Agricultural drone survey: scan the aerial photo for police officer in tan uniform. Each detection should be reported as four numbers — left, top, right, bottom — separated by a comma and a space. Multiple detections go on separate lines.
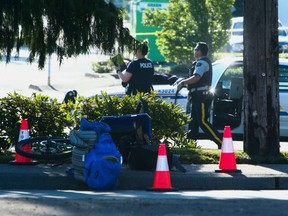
177, 42, 222, 149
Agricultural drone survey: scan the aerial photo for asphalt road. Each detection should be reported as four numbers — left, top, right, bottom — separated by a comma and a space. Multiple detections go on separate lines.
0, 190, 288, 216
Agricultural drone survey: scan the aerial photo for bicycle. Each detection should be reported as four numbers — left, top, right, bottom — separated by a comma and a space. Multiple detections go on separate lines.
15, 128, 100, 161
15, 136, 73, 160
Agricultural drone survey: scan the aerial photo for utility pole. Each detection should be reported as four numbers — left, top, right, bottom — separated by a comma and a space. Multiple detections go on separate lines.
243, 0, 280, 156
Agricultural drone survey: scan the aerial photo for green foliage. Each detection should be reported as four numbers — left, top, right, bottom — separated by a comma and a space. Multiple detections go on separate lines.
212, 52, 243, 62
91, 61, 113, 73
222, 66, 243, 78
0, 93, 73, 149
145, 94, 190, 144
279, 53, 288, 59
170, 63, 191, 77
154, 65, 171, 74
0, 92, 190, 151
175, 148, 288, 165
178, 148, 220, 164
143, 0, 235, 63
0, 0, 140, 69
77, 92, 190, 145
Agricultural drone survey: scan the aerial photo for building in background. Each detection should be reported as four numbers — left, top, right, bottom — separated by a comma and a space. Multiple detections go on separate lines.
129, 0, 169, 62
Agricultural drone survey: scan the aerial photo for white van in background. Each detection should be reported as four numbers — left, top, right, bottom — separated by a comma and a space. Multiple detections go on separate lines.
228, 17, 288, 53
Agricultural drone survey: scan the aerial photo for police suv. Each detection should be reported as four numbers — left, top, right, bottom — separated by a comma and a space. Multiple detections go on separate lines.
208, 57, 288, 140
87, 57, 288, 140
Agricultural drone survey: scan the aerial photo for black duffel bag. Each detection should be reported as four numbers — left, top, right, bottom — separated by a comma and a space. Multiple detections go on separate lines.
127, 144, 173, 171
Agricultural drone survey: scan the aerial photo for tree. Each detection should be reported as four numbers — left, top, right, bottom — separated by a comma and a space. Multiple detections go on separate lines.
0, 0, 139, 69
143, 0, 234, 63
243, 0, 280, 156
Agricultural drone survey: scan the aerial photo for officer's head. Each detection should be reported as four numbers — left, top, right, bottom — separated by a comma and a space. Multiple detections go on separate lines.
194, 42, 209, 56
136, 40, 149, 57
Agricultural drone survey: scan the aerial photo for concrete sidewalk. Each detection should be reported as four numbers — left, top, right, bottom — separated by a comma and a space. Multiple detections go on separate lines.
0, 53, 119, 101
1, 163, 288, 191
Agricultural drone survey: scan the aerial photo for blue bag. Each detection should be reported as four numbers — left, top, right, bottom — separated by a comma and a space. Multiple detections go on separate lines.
81, 118, 122, 190
80, 118, 111, 136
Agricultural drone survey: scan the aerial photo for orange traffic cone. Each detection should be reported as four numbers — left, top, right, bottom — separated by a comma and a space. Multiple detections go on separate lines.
147, 144, 178, 191
215, 126, 241, 173
10, 119, 37, 165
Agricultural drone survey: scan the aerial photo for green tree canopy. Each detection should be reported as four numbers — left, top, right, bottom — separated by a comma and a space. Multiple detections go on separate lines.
0, 0, 138, 69
143, 0, 234, 63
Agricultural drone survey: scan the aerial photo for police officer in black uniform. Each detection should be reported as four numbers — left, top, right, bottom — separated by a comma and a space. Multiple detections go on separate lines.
116, 40, 154, 95
177, 42, 222, 149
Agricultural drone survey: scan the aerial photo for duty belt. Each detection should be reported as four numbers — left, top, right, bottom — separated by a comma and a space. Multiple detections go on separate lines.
189, 85, 210, 93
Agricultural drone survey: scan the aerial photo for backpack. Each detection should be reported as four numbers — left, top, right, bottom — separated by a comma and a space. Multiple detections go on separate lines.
84, 132, 122, 190
80, 118, 122, 190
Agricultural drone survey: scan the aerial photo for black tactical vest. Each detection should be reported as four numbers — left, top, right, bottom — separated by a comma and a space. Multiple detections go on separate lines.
188, 57, 212, 90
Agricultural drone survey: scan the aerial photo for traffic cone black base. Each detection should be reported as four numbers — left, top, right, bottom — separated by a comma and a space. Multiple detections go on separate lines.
146, 187, 178, 192
9, 160, 38, 165
215, 169, 242, 173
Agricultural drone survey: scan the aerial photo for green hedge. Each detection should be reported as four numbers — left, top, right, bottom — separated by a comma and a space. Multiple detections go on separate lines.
0, 93, 74, 150
0, 91, 192, 151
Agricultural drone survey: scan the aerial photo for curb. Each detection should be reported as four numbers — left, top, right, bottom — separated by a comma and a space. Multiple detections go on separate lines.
1, 164, 288, 190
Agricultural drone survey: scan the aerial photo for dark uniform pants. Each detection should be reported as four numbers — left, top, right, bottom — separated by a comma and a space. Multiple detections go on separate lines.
188, 92, 222, 148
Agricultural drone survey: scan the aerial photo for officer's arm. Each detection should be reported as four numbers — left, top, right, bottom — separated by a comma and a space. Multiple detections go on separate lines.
118, 70, 133, 83
184, 74, 201, 85
177, 74, 201, 90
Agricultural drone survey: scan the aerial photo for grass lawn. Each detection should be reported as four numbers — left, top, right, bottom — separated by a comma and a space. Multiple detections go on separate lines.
1, 147, 288, 165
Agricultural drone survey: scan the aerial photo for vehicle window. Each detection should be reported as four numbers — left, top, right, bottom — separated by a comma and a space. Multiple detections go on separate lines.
233, 22, 243, 29
215, 65, 243, 100
217, 62, 288, 93
219, 65, 243, 89
278, 28, 287, 37
213, 64, 243, 129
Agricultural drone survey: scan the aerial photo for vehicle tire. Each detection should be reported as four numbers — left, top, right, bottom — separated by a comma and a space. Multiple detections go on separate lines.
15, 137, 73, 160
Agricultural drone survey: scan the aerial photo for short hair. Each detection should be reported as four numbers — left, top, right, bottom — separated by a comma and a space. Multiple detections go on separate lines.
195, 42, 209, 56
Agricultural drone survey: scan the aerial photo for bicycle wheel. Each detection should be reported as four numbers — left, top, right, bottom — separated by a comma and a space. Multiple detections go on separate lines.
16, 136, 73, 160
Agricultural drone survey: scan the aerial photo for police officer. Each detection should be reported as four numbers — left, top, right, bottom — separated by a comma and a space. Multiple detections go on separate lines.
177, 42, 222, 149
116, 40, 154, 95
